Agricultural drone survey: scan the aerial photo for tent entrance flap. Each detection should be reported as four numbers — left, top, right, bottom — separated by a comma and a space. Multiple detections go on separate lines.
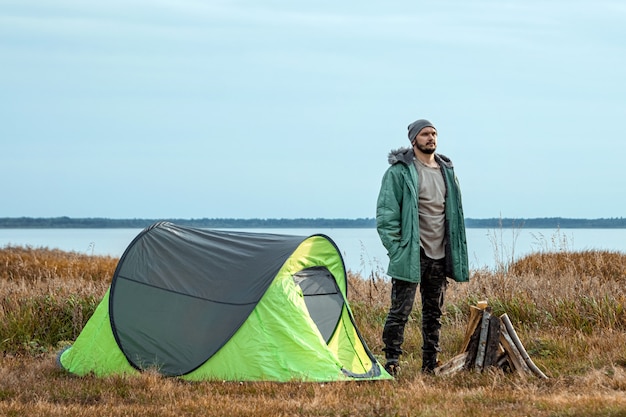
293, 266, 343, 344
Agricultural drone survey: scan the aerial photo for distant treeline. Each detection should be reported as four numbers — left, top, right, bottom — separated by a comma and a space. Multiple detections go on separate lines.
466, 217, 626, 229
0, 217, 374, 229
0, 217, 625, 229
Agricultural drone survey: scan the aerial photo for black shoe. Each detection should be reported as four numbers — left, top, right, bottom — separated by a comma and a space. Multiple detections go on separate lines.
421, 355, 440, 374
422, 360, 442, 374
384, 361, 400, 377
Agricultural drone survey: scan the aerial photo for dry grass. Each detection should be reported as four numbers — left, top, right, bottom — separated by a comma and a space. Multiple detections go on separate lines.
2, 245, 626, 416
0, 246, 115, 353
0, 244, 115, 297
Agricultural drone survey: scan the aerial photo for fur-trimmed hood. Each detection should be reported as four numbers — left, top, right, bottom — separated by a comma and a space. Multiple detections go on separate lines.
387, 147, 453, 168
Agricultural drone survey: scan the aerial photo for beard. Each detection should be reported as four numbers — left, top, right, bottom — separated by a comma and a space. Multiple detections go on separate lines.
416, 142, 436, 155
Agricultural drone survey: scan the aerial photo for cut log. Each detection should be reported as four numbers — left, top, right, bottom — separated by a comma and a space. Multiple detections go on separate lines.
463, 317, 482, 369
474, 309, 492, 371
435, 352, 468, 376
483, 316, 501, 368
460, 305, 484, 353
499, 322, 530, 375
500, 314, 549, 379
435, 304, 549, 378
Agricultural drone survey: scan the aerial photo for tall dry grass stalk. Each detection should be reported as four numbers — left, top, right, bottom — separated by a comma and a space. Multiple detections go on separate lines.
1, 244, 626, 416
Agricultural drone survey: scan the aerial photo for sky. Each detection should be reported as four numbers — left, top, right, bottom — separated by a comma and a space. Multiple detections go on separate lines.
2, 0, 625, 220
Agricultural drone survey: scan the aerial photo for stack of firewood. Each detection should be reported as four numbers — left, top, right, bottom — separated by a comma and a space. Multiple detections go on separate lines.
435, 301, 548, 379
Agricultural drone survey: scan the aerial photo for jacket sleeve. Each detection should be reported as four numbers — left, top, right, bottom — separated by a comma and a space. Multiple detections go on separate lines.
376, 165, 403, 256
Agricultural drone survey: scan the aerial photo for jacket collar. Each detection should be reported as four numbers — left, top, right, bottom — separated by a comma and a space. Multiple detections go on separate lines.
387, 147, 453, 168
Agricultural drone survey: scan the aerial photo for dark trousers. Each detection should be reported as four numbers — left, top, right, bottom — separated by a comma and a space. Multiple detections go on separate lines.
382, 252, 447, 364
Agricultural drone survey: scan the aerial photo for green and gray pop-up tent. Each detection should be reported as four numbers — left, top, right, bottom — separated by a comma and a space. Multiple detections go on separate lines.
58, 222, 391, 382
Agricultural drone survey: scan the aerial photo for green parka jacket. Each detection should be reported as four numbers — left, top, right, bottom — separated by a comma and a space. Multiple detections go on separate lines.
376, 147, 469, 283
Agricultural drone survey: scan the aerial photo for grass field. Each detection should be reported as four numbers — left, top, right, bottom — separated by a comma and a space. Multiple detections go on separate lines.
1, 244, 625, 416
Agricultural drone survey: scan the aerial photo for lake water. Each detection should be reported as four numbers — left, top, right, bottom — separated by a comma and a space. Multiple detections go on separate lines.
0, 227, 624, 277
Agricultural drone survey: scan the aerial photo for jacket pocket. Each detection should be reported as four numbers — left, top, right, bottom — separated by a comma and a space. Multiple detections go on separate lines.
389, 240, 408, 265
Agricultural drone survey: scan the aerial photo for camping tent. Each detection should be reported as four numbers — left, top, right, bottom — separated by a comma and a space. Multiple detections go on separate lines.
58, 222, 391, 382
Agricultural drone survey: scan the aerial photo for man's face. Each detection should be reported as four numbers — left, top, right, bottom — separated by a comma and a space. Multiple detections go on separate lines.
412, 126, 437, 155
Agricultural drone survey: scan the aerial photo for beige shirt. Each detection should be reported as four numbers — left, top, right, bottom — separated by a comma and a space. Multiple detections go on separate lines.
415, 159, 446, 260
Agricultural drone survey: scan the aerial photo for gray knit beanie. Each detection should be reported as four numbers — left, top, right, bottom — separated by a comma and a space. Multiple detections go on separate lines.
407, 119, 435, 142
